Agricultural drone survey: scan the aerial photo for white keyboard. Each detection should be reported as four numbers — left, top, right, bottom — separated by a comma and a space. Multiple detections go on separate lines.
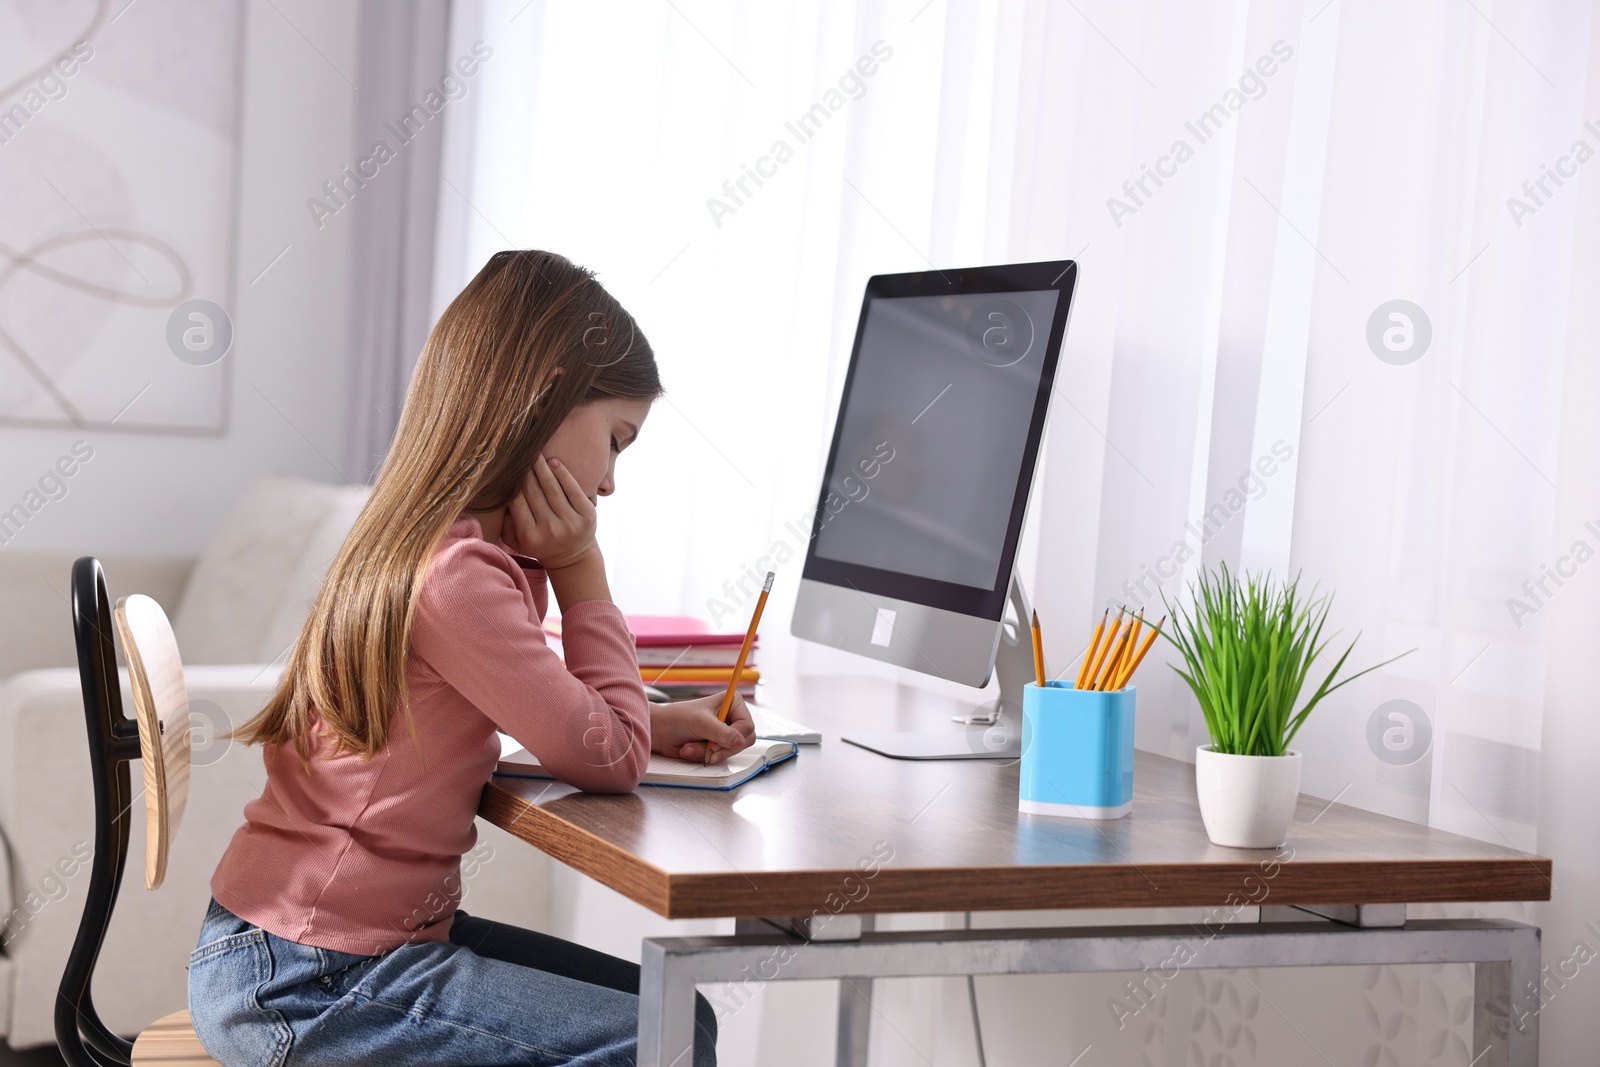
748, 703, 822, 745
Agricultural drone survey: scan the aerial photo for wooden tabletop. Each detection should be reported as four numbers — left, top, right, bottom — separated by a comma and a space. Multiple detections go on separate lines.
478, 675, 1552, 919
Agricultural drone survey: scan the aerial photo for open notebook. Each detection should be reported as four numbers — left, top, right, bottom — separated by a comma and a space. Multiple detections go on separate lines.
493, 732, 799, 790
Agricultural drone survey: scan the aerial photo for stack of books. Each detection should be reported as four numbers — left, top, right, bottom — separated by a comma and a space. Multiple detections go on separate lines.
542, 614, 759, 700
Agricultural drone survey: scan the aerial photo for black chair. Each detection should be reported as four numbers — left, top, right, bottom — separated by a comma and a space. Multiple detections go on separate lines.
56, 557, 218, 1067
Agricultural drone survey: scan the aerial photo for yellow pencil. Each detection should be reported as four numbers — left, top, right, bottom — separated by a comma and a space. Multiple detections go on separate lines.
1088, 615, 1122, 690
1108, 610, 1145, 690
1075, 609, 1108, 689
1084, 608, 1124, 691
706, 571, 773, 764
1030, 610, 1046, 687
1094, 614, 1135, 690
1113, 615, 1165, 690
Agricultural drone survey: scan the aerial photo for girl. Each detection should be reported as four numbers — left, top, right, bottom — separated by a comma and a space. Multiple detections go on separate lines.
188, 250, 754, 1067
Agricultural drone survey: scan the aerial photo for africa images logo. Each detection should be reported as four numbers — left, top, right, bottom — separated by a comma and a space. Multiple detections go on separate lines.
1366, 699, 1431, 767
1366, 300, 1431, 366
965, 298, 1034, 367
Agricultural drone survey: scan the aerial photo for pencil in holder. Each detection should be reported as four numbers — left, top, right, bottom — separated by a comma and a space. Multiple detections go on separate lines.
1018, 681, 1136, 820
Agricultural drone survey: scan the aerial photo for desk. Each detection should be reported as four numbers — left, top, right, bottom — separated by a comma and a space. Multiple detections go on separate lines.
479, 675, 1551, 1066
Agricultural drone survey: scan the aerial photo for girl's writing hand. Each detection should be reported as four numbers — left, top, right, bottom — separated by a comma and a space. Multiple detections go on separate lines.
650, 693, 756, 764
503, 454, 599, 570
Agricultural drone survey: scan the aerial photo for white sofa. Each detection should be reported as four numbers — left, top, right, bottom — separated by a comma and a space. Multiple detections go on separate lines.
0, 476, 551, 1050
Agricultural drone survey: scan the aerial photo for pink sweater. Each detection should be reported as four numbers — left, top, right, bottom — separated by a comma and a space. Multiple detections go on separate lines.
210, 513, 650, 955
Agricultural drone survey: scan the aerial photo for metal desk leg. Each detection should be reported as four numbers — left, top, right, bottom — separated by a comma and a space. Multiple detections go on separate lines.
639, 939, 698, 1067
1474, 928, 1542, 1067
730, 917, 875, 1066
837, 975, 873, 1066
830, 915, 875, 1067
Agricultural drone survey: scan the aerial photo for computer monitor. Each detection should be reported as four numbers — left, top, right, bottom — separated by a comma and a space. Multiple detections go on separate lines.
790, 260, 1077, 759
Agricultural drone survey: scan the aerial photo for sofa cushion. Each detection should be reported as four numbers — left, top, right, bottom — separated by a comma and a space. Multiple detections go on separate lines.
257, 488, 370, 663
171, 477, 369, 664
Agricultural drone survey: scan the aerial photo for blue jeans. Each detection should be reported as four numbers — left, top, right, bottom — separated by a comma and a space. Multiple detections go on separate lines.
187, 896, 716, 1066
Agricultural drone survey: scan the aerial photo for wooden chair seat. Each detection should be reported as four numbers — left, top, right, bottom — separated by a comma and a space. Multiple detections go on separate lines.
130, 1010, 222, 1066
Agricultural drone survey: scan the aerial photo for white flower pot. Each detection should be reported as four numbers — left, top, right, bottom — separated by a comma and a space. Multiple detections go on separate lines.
1194, 745, 1302, 849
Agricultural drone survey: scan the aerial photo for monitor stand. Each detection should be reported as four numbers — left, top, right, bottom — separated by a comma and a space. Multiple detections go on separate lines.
842, 576, 1035, 760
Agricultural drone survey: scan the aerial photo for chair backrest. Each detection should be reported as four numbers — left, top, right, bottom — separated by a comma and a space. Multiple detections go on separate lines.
114, 593, 191, 890
57, 558, 193, 1067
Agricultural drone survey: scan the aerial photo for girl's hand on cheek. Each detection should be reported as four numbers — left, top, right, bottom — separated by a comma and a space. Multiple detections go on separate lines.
504, 454, 599, 570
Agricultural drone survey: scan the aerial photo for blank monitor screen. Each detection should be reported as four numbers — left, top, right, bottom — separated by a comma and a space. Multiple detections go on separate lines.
811, 287, 1061, 596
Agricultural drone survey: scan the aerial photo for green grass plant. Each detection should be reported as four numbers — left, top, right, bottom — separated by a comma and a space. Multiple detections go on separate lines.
1159, 563, 1411, 757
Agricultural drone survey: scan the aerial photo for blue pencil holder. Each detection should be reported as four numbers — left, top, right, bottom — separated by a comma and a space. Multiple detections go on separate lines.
1018, 681, 1136, 819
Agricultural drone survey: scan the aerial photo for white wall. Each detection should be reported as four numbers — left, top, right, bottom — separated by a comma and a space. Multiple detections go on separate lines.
0, 0, 361, 558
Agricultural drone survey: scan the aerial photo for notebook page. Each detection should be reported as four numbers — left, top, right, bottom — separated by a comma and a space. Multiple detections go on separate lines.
643, 749, 765, 780
497, 732, 783, 784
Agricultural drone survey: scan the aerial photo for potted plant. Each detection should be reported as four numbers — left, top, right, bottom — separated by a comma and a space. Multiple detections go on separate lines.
1160, 563, 1409, 849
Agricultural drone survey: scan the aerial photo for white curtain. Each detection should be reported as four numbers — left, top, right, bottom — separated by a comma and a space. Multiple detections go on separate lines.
346, 0, 453, 482
436, 1, 1600, 1063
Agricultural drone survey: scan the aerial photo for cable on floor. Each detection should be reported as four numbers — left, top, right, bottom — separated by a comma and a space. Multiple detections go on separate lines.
965, 911, 988, 1067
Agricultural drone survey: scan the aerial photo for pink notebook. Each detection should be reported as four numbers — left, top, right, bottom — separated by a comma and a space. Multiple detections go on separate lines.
545, 614, 756, 648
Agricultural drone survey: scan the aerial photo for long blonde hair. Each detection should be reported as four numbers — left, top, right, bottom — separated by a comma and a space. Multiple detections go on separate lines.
231, 250, 662, 767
